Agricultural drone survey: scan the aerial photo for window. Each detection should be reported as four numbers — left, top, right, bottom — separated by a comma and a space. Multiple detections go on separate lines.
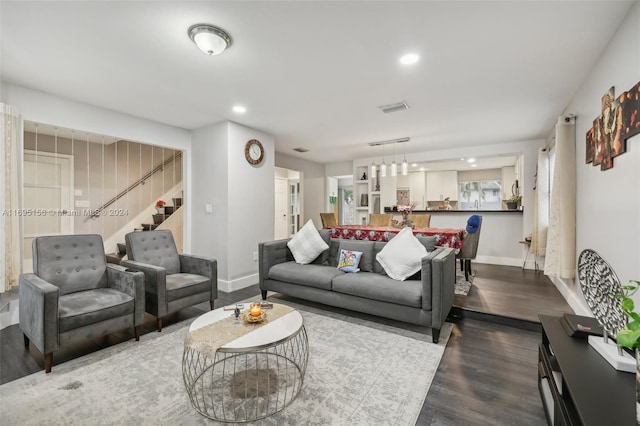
458, 180, 503, 210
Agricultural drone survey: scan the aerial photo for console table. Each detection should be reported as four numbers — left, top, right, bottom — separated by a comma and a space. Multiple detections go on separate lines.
538, 315, 635, 425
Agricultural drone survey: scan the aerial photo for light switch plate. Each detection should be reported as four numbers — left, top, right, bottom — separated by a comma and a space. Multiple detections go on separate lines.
205, 203, 213, 213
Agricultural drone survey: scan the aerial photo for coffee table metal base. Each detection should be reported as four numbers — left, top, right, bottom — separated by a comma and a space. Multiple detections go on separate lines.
183, 325, 308, 423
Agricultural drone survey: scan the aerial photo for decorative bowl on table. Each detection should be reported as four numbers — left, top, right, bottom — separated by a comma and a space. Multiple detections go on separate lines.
241, 311, 268, 323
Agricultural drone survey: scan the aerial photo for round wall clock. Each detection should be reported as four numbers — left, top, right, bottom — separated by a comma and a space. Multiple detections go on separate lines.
244, 139, 264, 165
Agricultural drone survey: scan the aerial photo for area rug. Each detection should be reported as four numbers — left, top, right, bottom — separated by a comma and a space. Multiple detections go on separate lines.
455, 272, 473, 296
0, 298, 452, 425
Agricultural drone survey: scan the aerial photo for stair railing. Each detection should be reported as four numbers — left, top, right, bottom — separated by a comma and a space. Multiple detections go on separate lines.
85, 151, 182, 220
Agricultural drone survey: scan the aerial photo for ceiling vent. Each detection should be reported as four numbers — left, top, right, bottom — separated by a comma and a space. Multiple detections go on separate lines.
378, 101, 409, 113
293, 147, 309, 153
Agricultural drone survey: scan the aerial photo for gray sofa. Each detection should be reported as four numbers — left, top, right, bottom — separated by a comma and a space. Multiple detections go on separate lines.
259, 231, 456, 343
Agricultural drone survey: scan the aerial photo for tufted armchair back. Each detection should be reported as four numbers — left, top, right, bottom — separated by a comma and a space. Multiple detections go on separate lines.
125, 230, 181, 274
32, 234, 107, 295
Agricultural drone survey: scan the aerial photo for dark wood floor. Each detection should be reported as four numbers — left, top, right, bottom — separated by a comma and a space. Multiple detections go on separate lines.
0, 263, 565, 425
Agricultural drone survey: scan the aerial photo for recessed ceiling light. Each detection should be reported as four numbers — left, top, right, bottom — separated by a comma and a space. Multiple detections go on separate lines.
460, 158, 465, 161
233, 105, 246, 113
400, 53, 419, 65
471, 164, 477, 167
467, 158, 476, 163
419, 167, 425, 172
411, 163, 418, 167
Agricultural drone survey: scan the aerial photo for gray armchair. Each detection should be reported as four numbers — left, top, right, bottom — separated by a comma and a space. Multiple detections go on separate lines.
457, 215, 482, 281
19, 234, 145, 373
121, 230, 217, 332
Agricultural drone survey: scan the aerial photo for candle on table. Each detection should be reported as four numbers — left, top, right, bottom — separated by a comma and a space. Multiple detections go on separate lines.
249, 303, 262, 317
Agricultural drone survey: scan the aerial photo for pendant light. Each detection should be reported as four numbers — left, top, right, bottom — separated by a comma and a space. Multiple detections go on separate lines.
391, 142, 397, 177
401, 143, 408, 175
380, 144, 387, 177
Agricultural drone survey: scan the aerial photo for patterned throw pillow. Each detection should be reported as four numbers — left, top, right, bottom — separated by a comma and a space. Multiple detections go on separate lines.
337, 249, 363, 273
287, 219, 330, 264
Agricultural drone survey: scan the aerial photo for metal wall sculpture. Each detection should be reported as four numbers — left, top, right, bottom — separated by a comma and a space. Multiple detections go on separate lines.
586, 81, 640, 170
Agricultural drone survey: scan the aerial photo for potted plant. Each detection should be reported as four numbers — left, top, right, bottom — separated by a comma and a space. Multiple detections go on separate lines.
505, 195, 522, 210
155, 199, 166, 214
616, 280, 640, 423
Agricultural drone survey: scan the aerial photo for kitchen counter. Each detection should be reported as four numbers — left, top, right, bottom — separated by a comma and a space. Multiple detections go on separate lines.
385, 208, 523, 213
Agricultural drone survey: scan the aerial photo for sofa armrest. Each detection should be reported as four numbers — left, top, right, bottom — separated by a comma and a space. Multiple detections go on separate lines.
120, 259, 166, 296
179, 254, 218, 300
18, 273, 59, 354
258, 239, 293, 290
106, 264, 145, 326
423, 248, 456, 328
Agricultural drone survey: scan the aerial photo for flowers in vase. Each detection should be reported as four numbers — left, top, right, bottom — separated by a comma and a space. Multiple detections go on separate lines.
155, 200, 166, 208
397, 204, 413, 216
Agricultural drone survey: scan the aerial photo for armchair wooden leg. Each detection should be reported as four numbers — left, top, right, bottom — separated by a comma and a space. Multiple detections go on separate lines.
134, 325, 141, 341
210, 301, 215, 311
261, 290, 268, 300
23, 333, 30, 348
157, 318, 163, 332
44, 353, 53, 373
432, 328, 440, 344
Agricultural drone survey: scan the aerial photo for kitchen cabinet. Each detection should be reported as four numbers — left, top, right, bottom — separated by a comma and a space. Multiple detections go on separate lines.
426, 171, 458, 201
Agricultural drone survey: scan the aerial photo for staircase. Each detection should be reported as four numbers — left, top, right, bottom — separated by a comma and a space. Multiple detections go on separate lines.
107, 197, 182, 264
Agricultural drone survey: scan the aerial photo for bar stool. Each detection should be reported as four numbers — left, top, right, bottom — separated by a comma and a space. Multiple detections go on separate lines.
519, 238, 539, 271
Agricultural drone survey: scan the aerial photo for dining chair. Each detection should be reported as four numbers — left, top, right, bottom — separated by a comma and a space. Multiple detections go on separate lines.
369, 213, 393, 226
320, 213, 337, 227
457, 215, 482, 281
411, 214, 431, 228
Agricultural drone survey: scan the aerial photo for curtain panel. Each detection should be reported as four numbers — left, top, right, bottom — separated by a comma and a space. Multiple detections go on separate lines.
532, 148, 549, 256
544, 116, 576, 279
1, 104, 22, 293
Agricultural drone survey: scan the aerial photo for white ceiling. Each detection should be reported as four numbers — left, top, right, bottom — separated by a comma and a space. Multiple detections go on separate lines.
1, 1, 634, 164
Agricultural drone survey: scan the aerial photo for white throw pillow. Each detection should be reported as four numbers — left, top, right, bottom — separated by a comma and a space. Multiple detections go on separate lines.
287, 219, 330, 264
376, 227, 428, 281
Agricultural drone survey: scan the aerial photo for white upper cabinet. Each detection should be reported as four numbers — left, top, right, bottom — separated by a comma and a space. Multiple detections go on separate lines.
426, 171, 458, 201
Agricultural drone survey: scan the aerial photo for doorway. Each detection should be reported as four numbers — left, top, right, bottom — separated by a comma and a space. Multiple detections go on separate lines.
274, 167, 302, 239
23, 150, 74, 273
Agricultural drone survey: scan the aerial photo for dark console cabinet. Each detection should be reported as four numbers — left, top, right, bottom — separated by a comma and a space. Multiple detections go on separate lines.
538, 315, 635, 425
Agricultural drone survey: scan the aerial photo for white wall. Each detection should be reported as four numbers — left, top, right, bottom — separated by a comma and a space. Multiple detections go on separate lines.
190, 122, 229, 281
557, 2, 640, 314
429, 211, 524, 267
276, 152, 325, 229
227, 122, 275, 289
1, 83, 194, 252
191, 121, 276, 292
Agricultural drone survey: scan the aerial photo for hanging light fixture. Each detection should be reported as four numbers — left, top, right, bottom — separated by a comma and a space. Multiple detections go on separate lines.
391, 142, 397, 177
188, 24, 232, 55
380, 144, 387, 177
401, 143, 408, 175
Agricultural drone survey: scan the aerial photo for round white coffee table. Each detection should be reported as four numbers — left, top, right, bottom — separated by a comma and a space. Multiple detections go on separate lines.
182, 303, 308, 422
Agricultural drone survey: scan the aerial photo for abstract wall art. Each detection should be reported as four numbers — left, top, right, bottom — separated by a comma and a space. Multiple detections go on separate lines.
586, 82, 640, 170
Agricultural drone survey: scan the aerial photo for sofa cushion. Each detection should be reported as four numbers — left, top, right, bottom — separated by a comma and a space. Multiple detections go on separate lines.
268, 261, 343, 290
416, 235, 437, 251
58, 288, 134, 332
338, 240, 374, 272
166, 273, 210, 302
376, 227, 427, 281
337, 249, 363, 273
287, 220, 329, 264
332, 272, 422, 308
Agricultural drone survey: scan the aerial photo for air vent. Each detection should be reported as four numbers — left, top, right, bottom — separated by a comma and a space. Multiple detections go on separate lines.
378, 101, 409, 113
293, 147, 309, 153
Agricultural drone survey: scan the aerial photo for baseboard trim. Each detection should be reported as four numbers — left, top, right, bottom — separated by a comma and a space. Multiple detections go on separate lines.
547, 276, 590, 316
218, 273, 259, 293
474, 255, 522, 268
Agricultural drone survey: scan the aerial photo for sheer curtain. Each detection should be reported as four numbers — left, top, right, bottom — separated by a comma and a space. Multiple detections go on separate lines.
1, 104, 22, 293
532, 148, 549, 257
544, 116, 576, 278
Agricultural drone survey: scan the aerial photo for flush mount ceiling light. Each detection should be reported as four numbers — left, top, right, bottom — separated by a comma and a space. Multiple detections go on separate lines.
188, 24, 232, 55
232, 105, 247, 113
